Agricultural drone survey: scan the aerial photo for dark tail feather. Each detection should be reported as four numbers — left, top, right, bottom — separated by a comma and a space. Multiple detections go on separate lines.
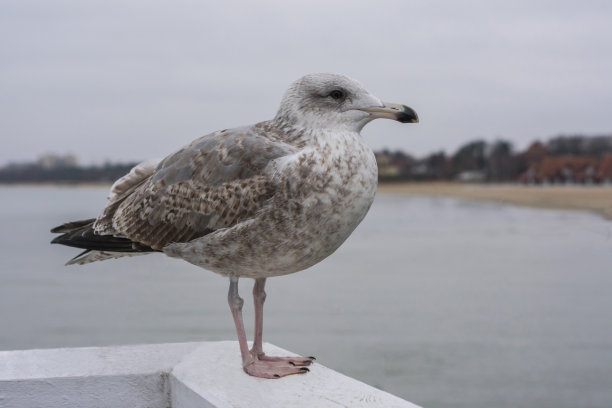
51, 218, 157, 253
51, 219, 96, 234
68, 249, 92, 263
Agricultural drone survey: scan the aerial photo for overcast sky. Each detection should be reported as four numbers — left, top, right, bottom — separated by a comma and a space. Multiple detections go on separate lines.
1, 0, 611, 165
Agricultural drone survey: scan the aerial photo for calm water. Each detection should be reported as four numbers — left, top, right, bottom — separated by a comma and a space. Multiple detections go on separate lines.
1, 186, 611, 408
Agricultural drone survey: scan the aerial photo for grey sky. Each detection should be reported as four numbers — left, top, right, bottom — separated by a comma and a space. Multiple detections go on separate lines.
1, 0, 611, 165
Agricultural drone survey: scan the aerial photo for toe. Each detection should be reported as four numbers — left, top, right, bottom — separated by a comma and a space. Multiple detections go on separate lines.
244, 362, 311, 379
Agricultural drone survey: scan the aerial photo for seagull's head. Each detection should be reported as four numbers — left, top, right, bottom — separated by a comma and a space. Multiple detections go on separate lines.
274, 73, 418, 132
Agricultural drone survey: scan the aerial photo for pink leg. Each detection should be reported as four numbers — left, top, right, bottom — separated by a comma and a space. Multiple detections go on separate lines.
227, 277, 253, 367
251, 278, 315, 368
251, 278, 266, 357
227, 277, 314, 378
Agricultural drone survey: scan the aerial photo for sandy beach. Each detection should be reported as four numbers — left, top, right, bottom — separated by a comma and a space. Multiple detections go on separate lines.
378, 182, 612, 220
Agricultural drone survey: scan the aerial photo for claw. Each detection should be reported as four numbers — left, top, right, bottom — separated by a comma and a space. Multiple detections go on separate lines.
309, 356, 316, 360
244, 351, 315, 378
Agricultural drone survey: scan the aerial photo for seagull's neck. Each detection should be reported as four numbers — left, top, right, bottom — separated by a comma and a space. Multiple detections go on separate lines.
266, 118, 363, 149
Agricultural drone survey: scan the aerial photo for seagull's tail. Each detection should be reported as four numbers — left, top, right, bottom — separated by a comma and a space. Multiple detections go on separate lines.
51, 219, 159, 265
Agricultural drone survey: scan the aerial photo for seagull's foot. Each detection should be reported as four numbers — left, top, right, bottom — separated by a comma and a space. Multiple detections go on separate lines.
257, 353, 315, 367
243, 351, 315, 379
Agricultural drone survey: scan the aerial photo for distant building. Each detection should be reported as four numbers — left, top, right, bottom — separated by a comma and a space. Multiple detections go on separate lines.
599, 154, 612, 183
457, 170, 486, 182
375, 152, 400, 178
521, 141, 548, 167
520, 156, 600, 184
374, 150, 414, 180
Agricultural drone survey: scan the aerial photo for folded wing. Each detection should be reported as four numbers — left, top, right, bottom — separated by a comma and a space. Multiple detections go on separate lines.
95, 127, 296, 250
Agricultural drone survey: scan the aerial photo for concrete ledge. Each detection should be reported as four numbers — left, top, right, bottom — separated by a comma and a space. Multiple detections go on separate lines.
0, 341, 420, 408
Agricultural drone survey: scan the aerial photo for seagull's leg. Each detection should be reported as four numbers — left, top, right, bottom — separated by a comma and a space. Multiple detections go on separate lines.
251, 277, 267, 358
250, 278, 314, 368
228, 276, 309, 378
227, 276, 253, 368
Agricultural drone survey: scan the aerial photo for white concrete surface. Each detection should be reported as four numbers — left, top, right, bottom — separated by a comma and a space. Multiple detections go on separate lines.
0, 341, 421, 408
0, 342, 200, 408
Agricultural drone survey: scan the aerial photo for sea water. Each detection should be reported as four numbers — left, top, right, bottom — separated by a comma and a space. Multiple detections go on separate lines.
1, 186, 611, 408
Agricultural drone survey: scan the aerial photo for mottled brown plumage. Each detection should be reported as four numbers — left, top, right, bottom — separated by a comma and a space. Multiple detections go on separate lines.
91, 126, 294, 251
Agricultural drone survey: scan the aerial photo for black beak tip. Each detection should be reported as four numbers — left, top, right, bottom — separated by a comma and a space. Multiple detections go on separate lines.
397, 106, 419, 123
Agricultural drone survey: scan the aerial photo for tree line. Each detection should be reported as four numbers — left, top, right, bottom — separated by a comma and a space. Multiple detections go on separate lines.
1, 134, 611, 184
0, 154, 137, 184
376, 134, 612, 183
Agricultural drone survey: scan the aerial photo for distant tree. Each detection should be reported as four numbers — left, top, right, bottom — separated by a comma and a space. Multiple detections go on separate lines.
389, 150, 415, 178
423, 151, 450, 180
451, 140, 487, 175
547, 136, 582, 155
487, 140, 516, 181
584, 136, 612, 157
0, 157, 137, 184
547, 135, 612, 157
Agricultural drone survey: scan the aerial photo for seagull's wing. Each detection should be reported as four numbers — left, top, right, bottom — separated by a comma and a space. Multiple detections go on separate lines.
93, 158, 162, 235
94, 126, 297, 250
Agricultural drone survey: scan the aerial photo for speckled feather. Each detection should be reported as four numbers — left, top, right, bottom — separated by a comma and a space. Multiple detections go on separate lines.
94, 124, 296, 251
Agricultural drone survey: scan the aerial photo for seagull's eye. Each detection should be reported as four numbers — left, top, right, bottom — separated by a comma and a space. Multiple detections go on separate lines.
329, 89, 345, 100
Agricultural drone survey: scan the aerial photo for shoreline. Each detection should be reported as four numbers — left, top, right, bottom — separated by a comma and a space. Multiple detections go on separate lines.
2, 182, 612, 220
378, 182, 612, 220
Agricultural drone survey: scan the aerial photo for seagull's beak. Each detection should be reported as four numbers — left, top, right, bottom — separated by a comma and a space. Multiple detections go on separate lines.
360, 102, 419, 123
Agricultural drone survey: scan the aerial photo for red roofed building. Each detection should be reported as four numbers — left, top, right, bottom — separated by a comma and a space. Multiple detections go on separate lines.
598, 153, 612, 182
522, 141, 548, 166
520, 156, 599, 183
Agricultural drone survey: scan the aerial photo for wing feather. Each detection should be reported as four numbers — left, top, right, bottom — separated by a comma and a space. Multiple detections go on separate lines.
94, 124, 296, 250
94, 158, 161, 235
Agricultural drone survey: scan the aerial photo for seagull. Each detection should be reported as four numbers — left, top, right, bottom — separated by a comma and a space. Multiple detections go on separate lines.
51, 73, 418, 378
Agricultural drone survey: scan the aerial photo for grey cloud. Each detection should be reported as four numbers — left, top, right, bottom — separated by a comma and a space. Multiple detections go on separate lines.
1, 0, 611, 164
